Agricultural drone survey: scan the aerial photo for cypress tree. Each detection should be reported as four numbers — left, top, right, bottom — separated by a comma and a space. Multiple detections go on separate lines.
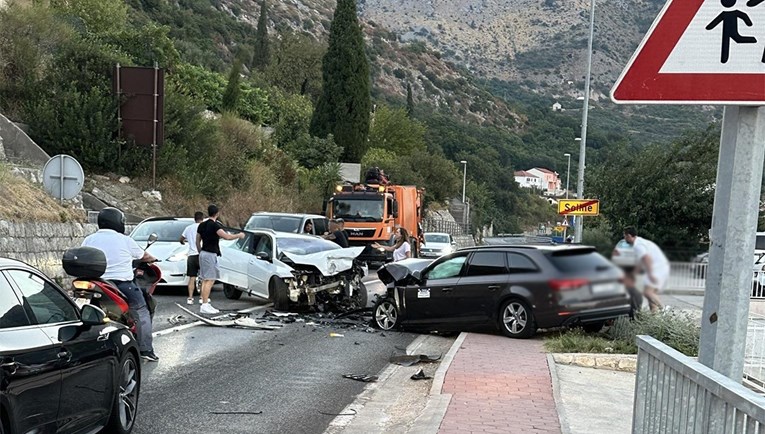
222, 60, 242, 112
309, 0, 371, 163
406, 82, 414, 118
252, 0, 270, 70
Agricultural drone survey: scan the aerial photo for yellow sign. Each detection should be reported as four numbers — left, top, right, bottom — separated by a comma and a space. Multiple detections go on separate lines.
558, 199, 600, 216
554, 226, 565, 232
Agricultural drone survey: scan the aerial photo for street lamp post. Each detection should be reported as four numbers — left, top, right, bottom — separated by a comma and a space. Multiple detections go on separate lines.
460, 160, 468, 233
575, 0, 595, 244
563, 153, 571, 240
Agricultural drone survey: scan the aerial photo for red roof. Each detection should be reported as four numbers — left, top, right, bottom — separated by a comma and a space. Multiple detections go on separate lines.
514, 171, 539, 177
532, 167, 556, 174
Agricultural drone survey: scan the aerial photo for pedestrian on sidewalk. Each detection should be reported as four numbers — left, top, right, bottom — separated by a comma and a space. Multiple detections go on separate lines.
196, 204, 245, 314
180, 211, 204, 305
623, 226, 670, 312
372, 227, 411, 261
82, 207, 159, 361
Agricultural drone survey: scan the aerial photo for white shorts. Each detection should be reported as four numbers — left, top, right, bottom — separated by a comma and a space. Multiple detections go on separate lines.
643, 270, 669, 291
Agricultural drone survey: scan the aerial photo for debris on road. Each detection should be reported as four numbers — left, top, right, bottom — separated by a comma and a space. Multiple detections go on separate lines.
167, 315, 189, 326
175, 303, 282, 330
318, 409, 358, 416
210, 411, 263, 415
389, 353, 442, 367
342, 373, 378, 382
410, 369, 432, 381
329, 332, 345, 338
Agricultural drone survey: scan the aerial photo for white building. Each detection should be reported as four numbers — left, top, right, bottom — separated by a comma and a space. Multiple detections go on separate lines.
514, 171, 543, 190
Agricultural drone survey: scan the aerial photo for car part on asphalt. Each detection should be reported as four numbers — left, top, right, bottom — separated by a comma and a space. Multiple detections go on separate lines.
342, 373, 379, 382
175, 303, 281, 330
210, 411, 263, 415
318, 409, 358, 416
410, 369, 432, 380
389, 354, 442, 366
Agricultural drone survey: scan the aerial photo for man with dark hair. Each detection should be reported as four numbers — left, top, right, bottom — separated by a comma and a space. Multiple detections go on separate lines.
196, 205, 245, 314
180, 211, 205, 305
323, 218, 349, 248
623, 226, 670, 312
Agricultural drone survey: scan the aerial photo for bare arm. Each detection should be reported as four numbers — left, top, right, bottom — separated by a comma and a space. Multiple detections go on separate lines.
141, 251, 157, 262
217, 228, 245, 240
196, 234, 202, 253
180, 235, 187, 245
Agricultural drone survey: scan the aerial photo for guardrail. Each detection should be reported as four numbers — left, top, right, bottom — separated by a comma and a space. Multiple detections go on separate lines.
746, 313, 765, 393
667, 262, 765, 300
633, 335, 765, 433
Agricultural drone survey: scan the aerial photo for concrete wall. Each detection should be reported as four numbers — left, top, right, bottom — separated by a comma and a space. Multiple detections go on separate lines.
0, 220, 98, 281
0, 113, 50, 166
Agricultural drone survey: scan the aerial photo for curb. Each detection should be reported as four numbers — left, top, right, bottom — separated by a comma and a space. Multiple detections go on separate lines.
429, 332, 467, 395
663, 288, 705, 296
547, 354, 571, 434
552, 353, 637, 373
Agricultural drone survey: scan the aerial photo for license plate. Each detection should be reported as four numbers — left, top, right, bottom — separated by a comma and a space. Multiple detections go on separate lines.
591, 282, 620, 293
74, 297, 90, 308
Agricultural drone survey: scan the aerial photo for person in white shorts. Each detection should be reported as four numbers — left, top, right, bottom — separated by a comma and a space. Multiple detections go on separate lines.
623, 226, 670, 312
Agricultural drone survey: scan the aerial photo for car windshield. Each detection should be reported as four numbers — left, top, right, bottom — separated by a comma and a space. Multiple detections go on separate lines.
277, 237, 341, 255
131, 220, 189, 242
245, 215, 303, 233
547, 250, 614, 273
425, 234, 450, 244
332, 198, 384, 222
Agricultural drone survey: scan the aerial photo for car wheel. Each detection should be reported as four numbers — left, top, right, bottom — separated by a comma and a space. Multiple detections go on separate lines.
581, 321, 606, 333
498, 299, 535, 339
223, 284, 243, 300
374, 298, 399, 330
350, 276, 368, 309
270, 277, 290, 311
104, 352, 140, 434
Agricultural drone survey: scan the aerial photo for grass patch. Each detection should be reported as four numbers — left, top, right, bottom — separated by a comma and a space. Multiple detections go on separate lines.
0, 163, 85, 223
544, 310, 701, 357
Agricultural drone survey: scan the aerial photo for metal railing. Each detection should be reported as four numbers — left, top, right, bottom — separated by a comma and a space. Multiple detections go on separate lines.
746, 313, 765, 393
667, 262, 765, 299
422, 218, 466, 237
633, 335, 765, 433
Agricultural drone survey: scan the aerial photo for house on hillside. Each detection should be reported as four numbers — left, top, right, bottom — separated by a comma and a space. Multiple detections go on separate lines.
527, 168, 562, 195
514, 171, 543, 190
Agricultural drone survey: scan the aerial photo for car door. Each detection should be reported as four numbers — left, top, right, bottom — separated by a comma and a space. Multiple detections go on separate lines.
311, 218, 329, 236
505, 252, 550, 319
455, 251, 510, 324
6, 268, 115, 433
403, 254, 468, 326
0, 271, 61, 434
219, 233, 256, 290
247, 233, 277, 298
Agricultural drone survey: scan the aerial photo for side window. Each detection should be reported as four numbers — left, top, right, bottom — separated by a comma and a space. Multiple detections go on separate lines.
255, 236, 274, 257
466, 252, 508, 277
0, 273, 30, 329
312, 218, 328, 235
230, 232, 254, 253
426, 255, 467, 280
7, 270, 79, 325
507, 253, 539, 273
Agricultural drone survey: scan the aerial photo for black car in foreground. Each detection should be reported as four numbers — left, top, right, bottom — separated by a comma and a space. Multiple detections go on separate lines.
373, 245, 631, 338
0, 258, 141, 434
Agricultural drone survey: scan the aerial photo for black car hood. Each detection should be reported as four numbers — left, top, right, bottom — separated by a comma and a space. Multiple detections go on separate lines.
377, 259, 432, 285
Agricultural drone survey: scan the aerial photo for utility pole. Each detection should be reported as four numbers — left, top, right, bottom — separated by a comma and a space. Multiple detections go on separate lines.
575, 0, 595, 243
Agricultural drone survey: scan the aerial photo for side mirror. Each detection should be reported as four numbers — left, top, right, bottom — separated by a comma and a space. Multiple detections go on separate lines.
412, 270, 422, 283
451, 241, 457, 246
147, 233, 158, 248
81, 304, 107, 326
392, 200, 399, 218
256, 252, 272, 262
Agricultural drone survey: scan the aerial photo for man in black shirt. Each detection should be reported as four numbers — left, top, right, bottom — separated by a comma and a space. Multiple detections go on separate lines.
196, 204, 244, 314
324, 218, 349, 248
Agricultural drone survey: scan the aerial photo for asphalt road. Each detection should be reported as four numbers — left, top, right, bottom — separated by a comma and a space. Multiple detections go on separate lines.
133, 282, 416, 434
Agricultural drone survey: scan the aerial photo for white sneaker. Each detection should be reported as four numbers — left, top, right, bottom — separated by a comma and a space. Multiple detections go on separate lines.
187, 298, 194, 305
200, 303, 220, 315
199, 298, 204, 304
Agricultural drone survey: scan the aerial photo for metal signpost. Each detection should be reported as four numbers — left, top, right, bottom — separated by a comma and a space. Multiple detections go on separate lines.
41, 155, 85, 203
612, 0, 765, 381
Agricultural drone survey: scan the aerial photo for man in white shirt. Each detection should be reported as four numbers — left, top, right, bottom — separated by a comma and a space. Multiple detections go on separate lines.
624, 226, 670, 312
180, 211, 204, 305
82, 207, 159, 361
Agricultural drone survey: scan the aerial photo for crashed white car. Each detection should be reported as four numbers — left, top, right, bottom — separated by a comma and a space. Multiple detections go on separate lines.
217, 229, 367, 311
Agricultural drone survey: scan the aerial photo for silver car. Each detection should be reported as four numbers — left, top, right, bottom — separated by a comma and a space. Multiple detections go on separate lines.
420, 232, 457, 258
130, 217, 194, 287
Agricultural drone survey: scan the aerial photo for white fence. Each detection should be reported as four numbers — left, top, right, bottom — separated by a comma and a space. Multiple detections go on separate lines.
746, 313, 765, 393
633, 336, 765, 433
668, 262, 765, 299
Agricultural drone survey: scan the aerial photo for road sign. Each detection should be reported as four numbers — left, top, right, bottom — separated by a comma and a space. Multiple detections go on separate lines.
554, 226, 565, 232
558, 199, 600, 216
611, 0, 765, 105
42, 155, 84, 202
561, 218, 570, 227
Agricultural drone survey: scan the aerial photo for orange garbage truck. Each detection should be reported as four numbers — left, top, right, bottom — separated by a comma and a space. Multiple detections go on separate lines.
326, 182, 424, 266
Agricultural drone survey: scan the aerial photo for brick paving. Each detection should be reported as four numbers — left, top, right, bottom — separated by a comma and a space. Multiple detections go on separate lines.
438, 333, 561, 434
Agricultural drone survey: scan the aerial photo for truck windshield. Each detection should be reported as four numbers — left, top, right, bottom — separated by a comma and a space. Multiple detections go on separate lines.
333, 199, 384, 222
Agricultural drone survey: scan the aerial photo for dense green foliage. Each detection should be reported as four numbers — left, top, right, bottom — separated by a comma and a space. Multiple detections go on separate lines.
310, 0, 371, 162
252, 0, 270, 70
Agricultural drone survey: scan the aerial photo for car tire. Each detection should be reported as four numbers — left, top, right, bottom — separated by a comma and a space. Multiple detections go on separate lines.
581, 321, 606, 333
373, 298, 400, 330
104, 351, 140, 434
270, 277, 290, 311
498, 298, 535, 339
223, 284, 243, 300
351, 275, 368, 309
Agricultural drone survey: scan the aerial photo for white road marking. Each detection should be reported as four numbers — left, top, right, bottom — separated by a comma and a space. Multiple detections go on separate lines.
152, 303, 272, 338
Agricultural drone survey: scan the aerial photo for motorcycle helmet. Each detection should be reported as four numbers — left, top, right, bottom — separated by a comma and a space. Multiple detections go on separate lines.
97, 207, 126, 234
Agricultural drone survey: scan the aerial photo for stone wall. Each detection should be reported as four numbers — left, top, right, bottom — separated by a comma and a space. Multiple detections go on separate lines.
0, 220, 99, 280
0, 112, 50, 166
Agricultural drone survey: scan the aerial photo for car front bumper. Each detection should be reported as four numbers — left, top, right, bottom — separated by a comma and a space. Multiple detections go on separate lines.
157, 260, 190, 286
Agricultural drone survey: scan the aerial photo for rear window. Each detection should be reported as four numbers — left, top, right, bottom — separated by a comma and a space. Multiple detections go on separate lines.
245, 215, 303, 232
547, 250, 613, 273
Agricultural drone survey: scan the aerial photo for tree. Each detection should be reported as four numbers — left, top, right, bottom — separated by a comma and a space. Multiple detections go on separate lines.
222, 60, 242, 112
266, 32, 325, 101
252, 0, 270, 70
368, 105, 426, 155
309, 0, 371, 163
406, 82, 414, 118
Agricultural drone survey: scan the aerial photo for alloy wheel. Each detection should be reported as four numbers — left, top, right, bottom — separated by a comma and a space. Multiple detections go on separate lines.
503, 302, 528, 335
375, 300, 398, 330
118, 357, 139, 431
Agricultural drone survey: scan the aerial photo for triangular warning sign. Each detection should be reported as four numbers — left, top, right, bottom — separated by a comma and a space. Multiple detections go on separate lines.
561, 218, 570, 227
612, 0, 765, 105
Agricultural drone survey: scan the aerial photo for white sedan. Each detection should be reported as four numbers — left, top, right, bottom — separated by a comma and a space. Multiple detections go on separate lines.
216, 229, 367, 310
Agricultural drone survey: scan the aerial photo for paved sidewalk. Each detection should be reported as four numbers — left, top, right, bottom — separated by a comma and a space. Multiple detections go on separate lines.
438, 333, 561, 434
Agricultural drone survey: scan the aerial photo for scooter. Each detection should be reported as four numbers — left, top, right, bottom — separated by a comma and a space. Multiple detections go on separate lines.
63, 234, 162, 333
